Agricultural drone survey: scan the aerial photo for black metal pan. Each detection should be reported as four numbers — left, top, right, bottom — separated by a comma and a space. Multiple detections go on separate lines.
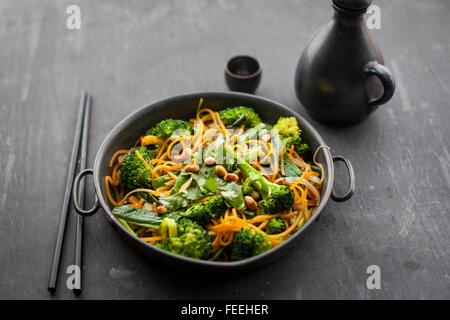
73, 92, 355, 273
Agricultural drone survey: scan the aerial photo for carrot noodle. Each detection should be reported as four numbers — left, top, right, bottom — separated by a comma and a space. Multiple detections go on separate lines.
104, 101, 324, 256
141, 135, 165, 147
109, 150, 129, 168
141, 236, 163, 243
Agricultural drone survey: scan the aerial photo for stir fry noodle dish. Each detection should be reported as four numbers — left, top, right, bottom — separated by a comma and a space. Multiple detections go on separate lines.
105, 101, 324, 261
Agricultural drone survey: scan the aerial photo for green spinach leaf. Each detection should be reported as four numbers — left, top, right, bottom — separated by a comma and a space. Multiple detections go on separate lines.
283, 153, 303, 177
171, 172, 191, 193
112, 205, 162, 229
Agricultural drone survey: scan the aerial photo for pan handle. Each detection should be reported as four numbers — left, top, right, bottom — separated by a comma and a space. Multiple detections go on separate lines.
331, 156, 355, 202
73, 169, 100, 216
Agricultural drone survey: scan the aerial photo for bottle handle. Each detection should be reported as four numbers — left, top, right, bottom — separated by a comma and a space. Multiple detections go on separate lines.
364, 61, 395, 111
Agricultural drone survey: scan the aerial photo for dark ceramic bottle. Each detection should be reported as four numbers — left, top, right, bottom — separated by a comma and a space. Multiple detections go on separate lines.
295, 0, 395, 126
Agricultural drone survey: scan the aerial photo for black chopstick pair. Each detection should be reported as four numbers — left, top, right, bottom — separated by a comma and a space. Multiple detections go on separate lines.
48, 91, 91, 294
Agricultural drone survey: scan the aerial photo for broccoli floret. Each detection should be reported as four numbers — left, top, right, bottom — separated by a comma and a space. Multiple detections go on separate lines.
225, 145, 294, 213
273, 117, 298, 137
264, 217, 286, 235
258, 187, 294, 214
120, 147, 153, 191
273, 117, 309, 156
179, 196, 225, 225
146, 119, 193, 140
156, 218, 211, 259
219, 106, 262, 128
229, 229, 271, 261
284, 136, 309, 156
241, 177, 255, 196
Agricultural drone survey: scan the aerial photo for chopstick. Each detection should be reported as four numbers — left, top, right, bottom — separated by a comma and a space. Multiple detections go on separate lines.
73, 93, 91, 294
48, 91, 88, 293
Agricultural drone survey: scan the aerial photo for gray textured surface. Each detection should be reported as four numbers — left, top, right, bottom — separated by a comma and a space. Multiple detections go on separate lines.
0, 0, 449, 299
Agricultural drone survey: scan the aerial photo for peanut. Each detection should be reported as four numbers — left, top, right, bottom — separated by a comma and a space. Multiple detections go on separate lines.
250, 191, 260, 201
215, 165, 227, 177
156, 206, 168, 214
204, 157, 217, 167
244, 196, 258, 211
224, 173, 239, 183
184, 163, 200, 173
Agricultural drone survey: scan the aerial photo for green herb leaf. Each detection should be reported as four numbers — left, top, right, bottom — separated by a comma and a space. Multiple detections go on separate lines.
311, 165, 322, 174
159, 192, 189, 211
153, 174, 170, 189
183, 187, 206, 201
117, 218, 137, 235
283, 153, 303, 177
171, 172, 191, 193
202, 177, 217, 193
112, 205, 162, 229
219, 182, 246, 211
191, 166, 221, 192
136, 191, 160, 205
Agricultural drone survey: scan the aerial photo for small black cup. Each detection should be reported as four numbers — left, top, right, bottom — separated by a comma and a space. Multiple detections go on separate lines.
225, 55, 262, 94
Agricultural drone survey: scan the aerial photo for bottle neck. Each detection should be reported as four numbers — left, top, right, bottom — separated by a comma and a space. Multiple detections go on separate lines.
332, 3, 366, 24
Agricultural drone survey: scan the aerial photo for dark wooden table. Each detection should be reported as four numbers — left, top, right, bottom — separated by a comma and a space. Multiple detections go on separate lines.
1, 0, 449, 299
